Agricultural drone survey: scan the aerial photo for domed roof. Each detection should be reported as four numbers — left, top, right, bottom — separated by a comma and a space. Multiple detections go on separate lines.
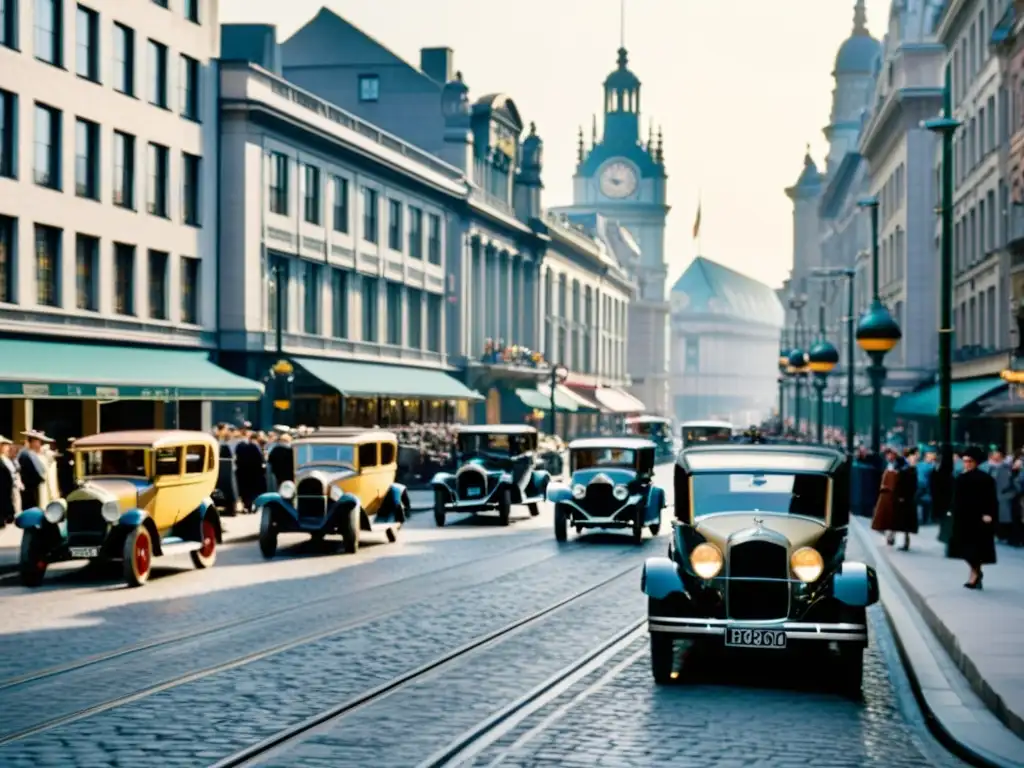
834, 1, 881, 75
604, 47, 640, 90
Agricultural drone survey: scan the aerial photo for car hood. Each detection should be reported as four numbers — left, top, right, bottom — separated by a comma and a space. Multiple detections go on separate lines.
458, 459, 502, 476
570, 468, 635, 486
296, 467, 356, 486
68, 478, 155, 511
694, 512, 826, 551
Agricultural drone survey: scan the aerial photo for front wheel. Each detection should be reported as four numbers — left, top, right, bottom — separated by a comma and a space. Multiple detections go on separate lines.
497, 489, 512, 527
837, 644, 865, 698
18, 529, 48, 587
340, 504, 360, 554
123, 525, 153, 587
433, 488, 447, 528
554, 503, 568, 542
528, 502, 540, 517
190, 519, 218, 569
258, 507, 278, 559
650, 632, 674, 684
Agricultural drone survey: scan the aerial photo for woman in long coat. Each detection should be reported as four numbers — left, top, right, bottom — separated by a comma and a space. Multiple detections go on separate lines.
948, 445, 997, 589
872, 447, 919, 550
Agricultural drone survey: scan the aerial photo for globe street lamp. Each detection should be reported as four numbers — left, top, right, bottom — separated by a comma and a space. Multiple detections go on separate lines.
808, 338, 839, 445
856, 197, 902, 453
778, 340, 791, 434
787, 346, 809, 438
811, 267, 857, 456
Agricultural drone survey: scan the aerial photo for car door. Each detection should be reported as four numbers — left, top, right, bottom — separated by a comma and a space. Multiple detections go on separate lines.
177, 444, 209, 524
152, 446, 184, 532
356, 441, 381, 513
379, 440, 397, 504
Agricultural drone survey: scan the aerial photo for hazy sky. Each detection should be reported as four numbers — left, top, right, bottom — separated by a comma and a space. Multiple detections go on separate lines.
221, 0, 892, 290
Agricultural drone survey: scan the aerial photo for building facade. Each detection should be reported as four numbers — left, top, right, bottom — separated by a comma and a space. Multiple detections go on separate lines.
0, 0, 262, 445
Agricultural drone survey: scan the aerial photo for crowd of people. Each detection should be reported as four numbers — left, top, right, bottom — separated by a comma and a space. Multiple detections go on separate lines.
0, 429, 63, 526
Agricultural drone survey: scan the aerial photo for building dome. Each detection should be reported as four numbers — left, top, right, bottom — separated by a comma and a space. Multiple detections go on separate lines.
834, 1, 881, 75
521, 122, 543, 171
604, 47, 640, 90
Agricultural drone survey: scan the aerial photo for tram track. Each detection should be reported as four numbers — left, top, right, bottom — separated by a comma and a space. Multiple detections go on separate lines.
208, 564, 642, 768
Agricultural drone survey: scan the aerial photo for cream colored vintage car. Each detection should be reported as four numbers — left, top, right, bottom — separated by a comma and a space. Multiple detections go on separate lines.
16, 430, 222, 587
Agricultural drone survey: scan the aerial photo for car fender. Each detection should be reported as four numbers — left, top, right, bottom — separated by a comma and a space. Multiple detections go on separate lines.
832, 560, 879, 607
531, 468, 551, 493
116, 508, 159, 552
375, 484, 408, 523
15, 508, 47, 530
256, 494, 299, 526
646, 486, 666, 519
326, 493, 361, 527
198, 497, 223, 543
429, 473, 455, 501
498, 472, 514, 487
641, 556, 685, 600
546, 482, 573, 504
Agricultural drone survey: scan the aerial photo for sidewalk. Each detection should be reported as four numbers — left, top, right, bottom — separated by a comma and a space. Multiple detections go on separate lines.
855, 519, 1024, 765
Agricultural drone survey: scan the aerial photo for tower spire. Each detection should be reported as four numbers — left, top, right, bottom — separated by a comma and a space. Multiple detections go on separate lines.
620, 0, 625, 48
577, 126, 584, 163
591, 114, 598, 146
852, 0, 867, 35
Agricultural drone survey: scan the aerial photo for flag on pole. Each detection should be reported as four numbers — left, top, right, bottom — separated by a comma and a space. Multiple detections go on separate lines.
692, 202, 701, 239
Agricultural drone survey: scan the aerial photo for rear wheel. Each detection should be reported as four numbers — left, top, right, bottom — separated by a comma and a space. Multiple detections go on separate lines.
190, 519, 217, 569
340, 504, 360, 554
497, 489, 512, 526
258, 507, 278, 559
650, 632, 674, 684
123, 526, 153, 588
433, 488, 446, 528
554, 503, 568, 542
18, 529, 47, 587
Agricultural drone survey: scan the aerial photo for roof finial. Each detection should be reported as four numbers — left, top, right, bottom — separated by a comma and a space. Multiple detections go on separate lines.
648, 118, 654, 150
656, 126, 664, 163
529, 121, 537, 136
805, 142, 812, 162
577, 127, 584, 163
853, 0, 867, 35
591, 114, 598, 146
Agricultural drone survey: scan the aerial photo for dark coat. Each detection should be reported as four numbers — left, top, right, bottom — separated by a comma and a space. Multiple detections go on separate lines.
0, 459, 18, 522
18, 451, 44, 511
267, 443, 294, 486
215, 443, 238, 509
947, 468, 998, 565
871, 464, 919, 534
234, 440, 266, 506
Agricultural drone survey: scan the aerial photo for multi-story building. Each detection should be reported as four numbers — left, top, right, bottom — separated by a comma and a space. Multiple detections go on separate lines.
0, 0, 262, 446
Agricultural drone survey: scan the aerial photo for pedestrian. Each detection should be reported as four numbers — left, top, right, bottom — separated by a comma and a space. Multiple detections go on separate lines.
267, 431, 294, 489
0, 435, 22, 526
982, 446, 1016, 542
916, 447, 935, 524
871, 446, 918, 550
233, 422, 265, 513
947, 445, 997, 590
17, 430, 53, 511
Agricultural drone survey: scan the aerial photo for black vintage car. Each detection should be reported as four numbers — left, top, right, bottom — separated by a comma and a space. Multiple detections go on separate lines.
641, 444, 878, 696
546, 437, 665, 543
430, 425, 551, 526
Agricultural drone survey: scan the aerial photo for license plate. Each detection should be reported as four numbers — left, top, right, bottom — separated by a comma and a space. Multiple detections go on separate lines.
466, 488, 481, 497
724, 627, 787, 649
69, 547, 100, 558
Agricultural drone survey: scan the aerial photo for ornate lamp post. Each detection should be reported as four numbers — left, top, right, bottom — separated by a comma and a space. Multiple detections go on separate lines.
787, 346, 809, 438
855, 196, 902, 454
808, 325, 839, 446
778, 338, 791, 434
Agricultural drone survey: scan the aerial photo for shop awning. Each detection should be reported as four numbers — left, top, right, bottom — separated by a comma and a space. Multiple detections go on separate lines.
560, 385, 605, 412
295, 357, 483, 401
515, 387, 578, 412
538, 384, 599, 412
893, 377, 1006, 417
594, 387, 646, 414
0, 339, 264, 400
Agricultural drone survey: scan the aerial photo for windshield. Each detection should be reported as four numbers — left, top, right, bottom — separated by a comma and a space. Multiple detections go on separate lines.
79, 449, 148, 478
459, 433, 511, 455
691, 472, 828, 519
572, 448, 636, 471
296, 443, 356, 467
630, 420, 671, 440
682, 426, 733, 446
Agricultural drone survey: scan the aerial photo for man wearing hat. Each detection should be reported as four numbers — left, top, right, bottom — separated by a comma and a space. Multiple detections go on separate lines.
981, 445, 1015, 542
0, 435, 22, 525
18, 430, 52, 511
233, 421, 265, 513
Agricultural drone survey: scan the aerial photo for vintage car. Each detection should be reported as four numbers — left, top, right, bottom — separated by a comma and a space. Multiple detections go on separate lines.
641, 444, 878, 696
546, 437, 664, 543
255, 428, 409, 557
431, 425, 550, 527
625, 416, 675, 459
16, 430, 223, 588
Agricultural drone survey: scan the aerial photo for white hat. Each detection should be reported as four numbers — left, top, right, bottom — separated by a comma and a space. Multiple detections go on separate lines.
21, 429, 54, 443
0, 434, 11, 445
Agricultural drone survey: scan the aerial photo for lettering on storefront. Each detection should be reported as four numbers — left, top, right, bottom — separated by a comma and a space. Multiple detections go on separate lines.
22, 384, 49, 397
66, 386, 84, 397
96, 387, 119, 398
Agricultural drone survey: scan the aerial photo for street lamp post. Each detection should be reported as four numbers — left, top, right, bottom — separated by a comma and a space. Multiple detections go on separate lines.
548, 363, 569, 438
855, 197, 902, 454
812, 267, 857, 455
808, 302, 839, 445
788, 295, 809, 437
778, 331, 790, 434
924, 92, 961, 527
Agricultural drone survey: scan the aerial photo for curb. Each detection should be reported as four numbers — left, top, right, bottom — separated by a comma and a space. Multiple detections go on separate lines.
851, 521, 1024, 768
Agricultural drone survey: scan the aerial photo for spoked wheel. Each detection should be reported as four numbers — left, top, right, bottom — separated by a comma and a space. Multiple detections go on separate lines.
123, 526, 153, 587
190, 519, 218, 569
497, 489, 512, 527
650, 632, 674, 684
554, 504, 568, 542
18, 529, 48, 587
259, 506, 278, 559
433, 488, 447, 528
340, 504, 360, 554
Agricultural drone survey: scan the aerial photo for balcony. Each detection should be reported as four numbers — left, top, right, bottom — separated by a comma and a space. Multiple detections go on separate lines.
952, 346, 1012, 379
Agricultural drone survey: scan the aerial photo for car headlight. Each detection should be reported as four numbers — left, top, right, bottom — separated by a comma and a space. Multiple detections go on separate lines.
689, 542, 724, 579
612, 484, 629, 501
329, 485, 343, 502
572, 484, 586, 499
101, 500, 121, 523
790, 547, 824, 583
44, 500, 67, 524
279, 481, 296, 500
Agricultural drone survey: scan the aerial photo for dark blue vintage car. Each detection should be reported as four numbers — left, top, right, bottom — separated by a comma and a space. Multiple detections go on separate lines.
547, 437, 664, 543
642, 444, 877, 696
431, 425, 550, 526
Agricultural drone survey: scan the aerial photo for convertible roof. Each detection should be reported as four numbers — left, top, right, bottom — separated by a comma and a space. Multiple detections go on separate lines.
569, 437, 656, 451
677, 443, 846, 473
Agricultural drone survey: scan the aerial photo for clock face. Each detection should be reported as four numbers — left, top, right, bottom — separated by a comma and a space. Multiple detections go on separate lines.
599, 161, 638, 198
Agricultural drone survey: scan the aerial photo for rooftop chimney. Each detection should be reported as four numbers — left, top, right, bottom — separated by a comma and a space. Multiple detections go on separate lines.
420, 47, 453, 84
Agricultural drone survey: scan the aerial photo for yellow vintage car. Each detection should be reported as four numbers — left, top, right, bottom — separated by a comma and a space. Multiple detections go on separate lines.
16, 430, 222, 588
255, 427, 409, 557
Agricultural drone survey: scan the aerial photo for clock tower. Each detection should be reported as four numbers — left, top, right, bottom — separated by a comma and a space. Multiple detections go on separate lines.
554, 45, 671, 417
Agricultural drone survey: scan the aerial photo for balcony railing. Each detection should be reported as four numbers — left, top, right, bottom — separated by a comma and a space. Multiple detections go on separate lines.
468, 186, 514, 216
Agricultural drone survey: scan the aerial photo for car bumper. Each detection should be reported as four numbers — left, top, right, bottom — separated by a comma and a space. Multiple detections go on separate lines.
647, 615, 868, 643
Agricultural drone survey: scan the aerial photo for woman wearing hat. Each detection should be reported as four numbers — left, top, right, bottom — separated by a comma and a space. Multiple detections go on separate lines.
0, 435, 22, 526
871, 446, 919, 550
948, 445, 998, 589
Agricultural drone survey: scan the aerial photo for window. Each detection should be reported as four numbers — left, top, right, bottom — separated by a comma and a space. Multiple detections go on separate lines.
148, 249, 167, 319
34, 103, 60, 189
408, 206, 422, 258
147, 142, 168, 217
34, 224, 60, 307
303, 261, 320, 334
155, 447, 181, 477
0, 88, 15, 179
180, 54, 200, 120
184, 445, 206, 474
427, 213, 441, 264
0, 214, 14, 303
152, 0, 169, 7
75, 233, 97, 310
358, 75, 379, 102
332, 269, 348, 338
269, 152, 288, 215
362, 276, 378, 342
113, 130, 135, 208
74, 117, 99, 199
182, 152, 200, 226
184, 0, 199, 24
386, 281, 402, 345
407, 287, 422, 348
388, 199, 402, 250
380, 442, 395, 466
113, 23, 134, 95
357, 442, 378, 467
181, 255, 199, 324
1, 0, 18, 49
691, 473, 829, 519
426, 293, 441, 352
75, 4, 98, 81
34, 0, 61, 67
332, 176, 348, 233
113, 242, 134, 315
303, 164, 320, 225
147, 39, 168, 108
268, 254, 288, 332
362, 187, 378, 243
